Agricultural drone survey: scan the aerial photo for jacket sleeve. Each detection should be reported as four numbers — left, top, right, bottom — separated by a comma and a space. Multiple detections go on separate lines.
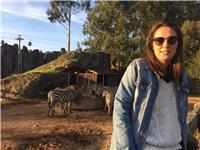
111, 61, 137, 150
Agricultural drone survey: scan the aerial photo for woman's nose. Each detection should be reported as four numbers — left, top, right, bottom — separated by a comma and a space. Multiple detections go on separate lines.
162, 40, 169, 47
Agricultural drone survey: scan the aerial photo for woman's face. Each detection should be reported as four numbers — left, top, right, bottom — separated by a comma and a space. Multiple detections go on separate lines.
152, 26, 178, 68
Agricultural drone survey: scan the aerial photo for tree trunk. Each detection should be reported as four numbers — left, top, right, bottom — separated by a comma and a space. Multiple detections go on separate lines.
68, 4, 71, 52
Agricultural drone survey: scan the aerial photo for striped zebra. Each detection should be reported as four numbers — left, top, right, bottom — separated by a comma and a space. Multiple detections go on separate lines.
47, 89, 65, 110
47, 86, 81, 117
54, 86, 75, 109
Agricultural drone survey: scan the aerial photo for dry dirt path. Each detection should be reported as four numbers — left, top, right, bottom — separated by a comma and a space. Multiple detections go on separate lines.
2, 98, 199, 150
1, 99, 113, 150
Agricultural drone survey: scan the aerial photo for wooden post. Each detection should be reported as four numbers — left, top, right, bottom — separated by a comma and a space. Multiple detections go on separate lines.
67, 72, 70, 86
15, 35, 24, 73
68, 3, 71, 52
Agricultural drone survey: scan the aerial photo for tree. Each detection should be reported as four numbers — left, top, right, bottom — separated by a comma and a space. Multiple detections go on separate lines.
1, 40, 4, 45
76, 42, 82, 52
83, 1, 141, 69
47, 0, 90, 52
61, 48, 66, 53
83, 1, 200, 69
181, 21, 200, 66
187, 49, 200, 79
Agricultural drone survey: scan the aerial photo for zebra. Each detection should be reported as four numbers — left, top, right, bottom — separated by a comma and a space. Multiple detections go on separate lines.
54, 86, 76, 109
47, 86, 81, 117
47, 88, 66, 110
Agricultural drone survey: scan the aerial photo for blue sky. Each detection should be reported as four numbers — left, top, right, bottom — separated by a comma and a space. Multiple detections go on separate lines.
0, 0, 89, 52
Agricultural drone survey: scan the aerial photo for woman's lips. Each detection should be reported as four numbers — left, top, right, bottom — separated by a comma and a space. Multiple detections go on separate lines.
160, 50, 170, 55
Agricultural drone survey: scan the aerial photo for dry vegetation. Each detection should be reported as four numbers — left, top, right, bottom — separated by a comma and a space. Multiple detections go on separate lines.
26, 52, 77, 74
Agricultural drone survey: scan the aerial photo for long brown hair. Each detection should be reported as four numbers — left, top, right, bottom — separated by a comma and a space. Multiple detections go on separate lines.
145, 20, 183, 85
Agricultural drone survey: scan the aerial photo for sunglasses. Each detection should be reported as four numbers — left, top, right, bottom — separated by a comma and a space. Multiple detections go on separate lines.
153, 36, 178, 46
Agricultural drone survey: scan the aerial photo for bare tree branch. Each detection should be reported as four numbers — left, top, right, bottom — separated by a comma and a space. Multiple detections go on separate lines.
59, 21, 69, 30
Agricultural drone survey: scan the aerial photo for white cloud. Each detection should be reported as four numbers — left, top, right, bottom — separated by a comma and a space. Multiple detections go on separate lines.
24, 4, 48, 22
2, 0, 50, 3
1, 1, 49, 22
1, 0, 87, 24
72, 10, 87, 25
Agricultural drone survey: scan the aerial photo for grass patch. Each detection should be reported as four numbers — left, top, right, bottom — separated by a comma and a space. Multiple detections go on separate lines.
1, 74, 19, 80
25, 69, 56, 74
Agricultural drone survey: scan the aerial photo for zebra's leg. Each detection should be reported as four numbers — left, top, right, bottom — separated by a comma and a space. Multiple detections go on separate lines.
61, 102, 64, 110
52, 104, 56, 115
47, 105, 54, 117
47, 100, 54, 117
68, 101, 72, 113
63, 102, 68, 114
47, 102, 51, 117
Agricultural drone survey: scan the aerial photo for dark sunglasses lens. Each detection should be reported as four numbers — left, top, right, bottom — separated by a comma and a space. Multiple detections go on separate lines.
154, 37, 164, 46
153, 36, 178, 46
168, 36, 178, 45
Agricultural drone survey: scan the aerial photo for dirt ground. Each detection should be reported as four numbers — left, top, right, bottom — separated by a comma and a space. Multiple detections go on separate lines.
1, 98, 200, 150
1, 99, 113, 150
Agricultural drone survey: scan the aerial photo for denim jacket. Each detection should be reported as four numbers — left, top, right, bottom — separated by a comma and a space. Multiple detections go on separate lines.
110, 58, 189, 150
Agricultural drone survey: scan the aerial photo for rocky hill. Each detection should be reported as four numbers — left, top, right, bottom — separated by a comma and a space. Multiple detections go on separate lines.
1, 51, 111, 102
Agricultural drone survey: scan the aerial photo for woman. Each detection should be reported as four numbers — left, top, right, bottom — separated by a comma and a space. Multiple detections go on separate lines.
110, 20, 189, 150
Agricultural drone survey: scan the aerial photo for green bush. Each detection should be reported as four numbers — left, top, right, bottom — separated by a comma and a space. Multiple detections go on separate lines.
187, 49, 200, 80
